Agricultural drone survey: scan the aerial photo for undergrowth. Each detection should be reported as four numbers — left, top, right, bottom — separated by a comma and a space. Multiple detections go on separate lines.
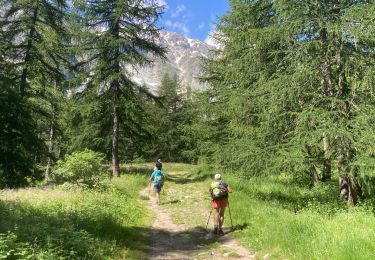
0, 173, 150, 259
225, 174, 375, 259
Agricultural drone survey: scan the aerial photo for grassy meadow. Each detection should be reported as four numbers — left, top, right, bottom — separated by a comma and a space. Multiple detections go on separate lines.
226, 174, 375, 259
149, 163, 375, 259
0, 173, 152, 259
1, 163, 374, 259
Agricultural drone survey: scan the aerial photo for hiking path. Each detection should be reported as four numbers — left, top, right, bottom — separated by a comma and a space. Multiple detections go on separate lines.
139, 166, 255, 260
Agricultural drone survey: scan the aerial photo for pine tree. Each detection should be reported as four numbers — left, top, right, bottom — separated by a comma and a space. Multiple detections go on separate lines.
73, 0, 165, 177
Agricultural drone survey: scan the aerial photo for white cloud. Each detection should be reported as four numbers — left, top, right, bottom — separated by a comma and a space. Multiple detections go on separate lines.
205, 34, 217, 47
204, 21, 223, 48
144, 0, 168, 9
157, 0, 168, 9
164, 20, 190, 36
171, 4, 186, 17
205, 27, 222, 48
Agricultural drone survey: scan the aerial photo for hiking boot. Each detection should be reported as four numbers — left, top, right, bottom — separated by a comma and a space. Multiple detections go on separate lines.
218, 229, 224, 235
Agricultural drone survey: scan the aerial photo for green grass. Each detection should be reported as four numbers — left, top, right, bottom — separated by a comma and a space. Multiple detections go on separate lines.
156, 163, 375, 259
2, 163, 374, 259
226, 174, 375, 259
0, 173, 152, 259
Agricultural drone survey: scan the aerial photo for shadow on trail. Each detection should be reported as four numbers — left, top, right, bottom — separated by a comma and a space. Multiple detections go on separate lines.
0, 199, 241, 258
148, 225, 239, 257
161, 199, 181, 205
166, 170, 211, 184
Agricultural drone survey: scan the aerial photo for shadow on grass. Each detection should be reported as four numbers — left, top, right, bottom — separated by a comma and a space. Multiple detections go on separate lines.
122, 165, 151, 175
243, 179, 343, 213
0, 199, 151, 258
167, 170, 212, 184
0, 200, 228, 258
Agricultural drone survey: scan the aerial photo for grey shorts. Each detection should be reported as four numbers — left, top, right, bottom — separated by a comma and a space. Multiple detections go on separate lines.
153, 185, 162, 193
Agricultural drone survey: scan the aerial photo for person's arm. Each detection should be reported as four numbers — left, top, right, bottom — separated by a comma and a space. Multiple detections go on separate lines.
227, 185, 233, 193
150, 172, 155, 184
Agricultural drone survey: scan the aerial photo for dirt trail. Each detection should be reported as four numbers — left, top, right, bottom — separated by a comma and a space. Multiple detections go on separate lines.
139, 171, 255, 260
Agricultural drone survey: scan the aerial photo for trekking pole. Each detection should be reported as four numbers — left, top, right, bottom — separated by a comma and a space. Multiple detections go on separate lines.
205, 209, 212, 231
228, 201, 233, 229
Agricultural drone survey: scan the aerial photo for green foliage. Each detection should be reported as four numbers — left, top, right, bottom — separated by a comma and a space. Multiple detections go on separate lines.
53, 150, 105, 185
0, 83, 45, 188
71, 0, 165, 176
0, 173, 151, 259
0, 232, 34, 259
225, 174, 375, 259
198, 0, 375, 202
151, 73, 200, 163
0, 0, 70, 186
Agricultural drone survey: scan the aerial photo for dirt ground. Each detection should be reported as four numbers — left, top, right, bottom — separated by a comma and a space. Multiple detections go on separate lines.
139, 170, 255, 260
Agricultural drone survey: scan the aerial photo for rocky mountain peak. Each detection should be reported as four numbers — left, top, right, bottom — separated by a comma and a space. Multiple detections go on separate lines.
131, 31, 216, 94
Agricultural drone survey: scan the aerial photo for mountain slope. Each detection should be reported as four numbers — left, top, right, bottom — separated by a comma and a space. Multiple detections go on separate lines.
130, 31, 215, 93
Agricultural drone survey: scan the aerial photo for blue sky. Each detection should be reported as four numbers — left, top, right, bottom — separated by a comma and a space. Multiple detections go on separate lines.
157, 0, 230, 43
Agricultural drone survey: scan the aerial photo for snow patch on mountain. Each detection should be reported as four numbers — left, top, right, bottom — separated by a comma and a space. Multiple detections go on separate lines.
130, 31, 216, 94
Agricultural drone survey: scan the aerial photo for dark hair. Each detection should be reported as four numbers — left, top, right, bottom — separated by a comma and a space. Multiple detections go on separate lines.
156, 161, 162, 169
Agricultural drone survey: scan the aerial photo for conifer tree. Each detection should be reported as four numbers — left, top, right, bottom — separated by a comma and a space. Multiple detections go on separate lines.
0, 0, 69, 185
73, 0, 165, 177
201, 0, 375, 204
0, 0, 68, 96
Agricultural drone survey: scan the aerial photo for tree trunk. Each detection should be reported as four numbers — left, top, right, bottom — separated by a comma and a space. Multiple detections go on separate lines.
20, 7, 38, 96
44, 117, 55, 181
338, 175, 358, 205
305, 144, 319, 185
347, 176, 358, 206
322, 133, 331, 181
339, 175, 349, 201
338, 149, 357, 205
111, 83, 120, 178
309, 165, 319, 185
109, 11, 121, 178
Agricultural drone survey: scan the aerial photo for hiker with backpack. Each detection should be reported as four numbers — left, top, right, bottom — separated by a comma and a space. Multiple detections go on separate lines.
209, 174, 232, 235
149, 161, 165, 205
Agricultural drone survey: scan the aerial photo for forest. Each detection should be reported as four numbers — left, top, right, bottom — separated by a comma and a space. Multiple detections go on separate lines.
1, 0, 375, 259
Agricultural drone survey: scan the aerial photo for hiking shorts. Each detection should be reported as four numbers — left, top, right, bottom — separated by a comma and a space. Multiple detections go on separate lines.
212, 197, 228, 209
153, 184, 162, 193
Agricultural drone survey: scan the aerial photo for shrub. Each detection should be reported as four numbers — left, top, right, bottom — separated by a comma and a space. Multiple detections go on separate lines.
53, 150, 105, 186
0, 232, 34, 259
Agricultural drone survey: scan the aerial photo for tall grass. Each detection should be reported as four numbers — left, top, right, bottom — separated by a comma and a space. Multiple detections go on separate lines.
0, 173, 151, 259
226, 174, 375, 259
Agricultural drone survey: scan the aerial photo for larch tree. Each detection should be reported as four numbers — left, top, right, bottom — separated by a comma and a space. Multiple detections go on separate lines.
201, 0, 375, 204
0, 0, 69, 185
73, 0, 165, 177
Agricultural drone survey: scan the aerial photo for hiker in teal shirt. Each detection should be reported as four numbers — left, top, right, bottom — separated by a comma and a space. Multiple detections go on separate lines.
150, 161, 165, 205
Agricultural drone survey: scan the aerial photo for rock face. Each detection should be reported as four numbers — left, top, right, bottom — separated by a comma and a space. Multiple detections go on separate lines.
130, 31, 215, 93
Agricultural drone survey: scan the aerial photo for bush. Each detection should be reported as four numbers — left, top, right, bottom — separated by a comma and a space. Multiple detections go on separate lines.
53, 150, 105, 186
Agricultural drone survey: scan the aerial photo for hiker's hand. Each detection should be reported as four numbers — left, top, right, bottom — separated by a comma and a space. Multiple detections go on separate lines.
227, 186, 233, 193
